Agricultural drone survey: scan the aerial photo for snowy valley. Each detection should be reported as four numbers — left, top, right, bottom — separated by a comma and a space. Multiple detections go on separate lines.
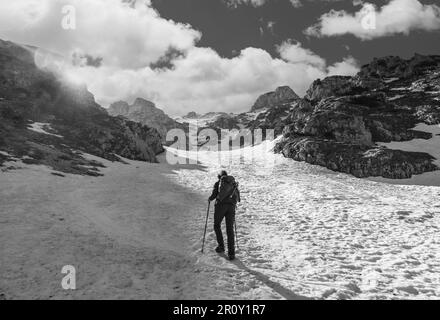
1, 137, 439, 299
1, 39, 440, 301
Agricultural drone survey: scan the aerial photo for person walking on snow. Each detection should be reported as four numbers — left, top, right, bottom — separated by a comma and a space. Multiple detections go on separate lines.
208, 170, 241, 261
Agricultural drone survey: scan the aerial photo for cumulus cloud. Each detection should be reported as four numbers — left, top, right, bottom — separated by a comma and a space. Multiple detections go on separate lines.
67, 42, 358, 115
277, 40, 326, 69
305, 0, 440, 40
0, 0, 359, 116
0, 0, 200, 69
327, 57, 360, 76
278, 40, 359, 78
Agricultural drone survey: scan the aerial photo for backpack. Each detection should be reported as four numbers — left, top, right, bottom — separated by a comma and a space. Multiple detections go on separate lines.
217, 175, 240, 204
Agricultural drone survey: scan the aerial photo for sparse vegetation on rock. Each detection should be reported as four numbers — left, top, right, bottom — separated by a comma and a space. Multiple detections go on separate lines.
0, 39, 164, 176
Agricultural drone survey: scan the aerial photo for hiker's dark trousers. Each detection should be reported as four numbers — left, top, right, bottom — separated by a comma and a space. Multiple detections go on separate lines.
214, 203, 236, 255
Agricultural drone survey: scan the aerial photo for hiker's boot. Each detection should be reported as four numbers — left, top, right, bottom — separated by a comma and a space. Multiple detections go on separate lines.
228, 253, 235, 261
215, 246, 225, 253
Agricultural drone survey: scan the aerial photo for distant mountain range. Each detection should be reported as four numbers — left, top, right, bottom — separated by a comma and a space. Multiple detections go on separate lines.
107, 98, 186, 141
175, 86, 300, 132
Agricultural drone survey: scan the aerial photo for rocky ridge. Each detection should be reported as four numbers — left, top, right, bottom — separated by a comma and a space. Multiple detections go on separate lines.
0, 39, 163, 176
275, 54, 440, 179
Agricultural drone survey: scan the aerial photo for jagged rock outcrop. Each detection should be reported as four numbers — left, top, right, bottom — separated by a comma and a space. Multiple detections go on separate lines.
358, 54, 440, 79
0, 39, 163, 175
305, 76, 357, 102
108, 98, 185, 141
251, 86, 299, 112
247, 104, 294, 136
275, 54, 440, 179
304, 75, 387, 103
304, 55, 440, 103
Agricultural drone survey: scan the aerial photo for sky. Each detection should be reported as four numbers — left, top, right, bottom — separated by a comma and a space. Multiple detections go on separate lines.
0, 0, 439, 116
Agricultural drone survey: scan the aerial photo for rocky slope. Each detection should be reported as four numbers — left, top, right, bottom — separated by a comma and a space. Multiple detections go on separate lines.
108, 98, 186, 141
0, 39, 163, 176
207, 114, 240, 130
275, 54, 440, 179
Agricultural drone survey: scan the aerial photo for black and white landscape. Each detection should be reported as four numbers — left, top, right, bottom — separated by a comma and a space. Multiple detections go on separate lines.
1, 0, 440, 300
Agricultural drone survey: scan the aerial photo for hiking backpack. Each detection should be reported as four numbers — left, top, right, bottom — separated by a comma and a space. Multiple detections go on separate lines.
217, 175, 240, 204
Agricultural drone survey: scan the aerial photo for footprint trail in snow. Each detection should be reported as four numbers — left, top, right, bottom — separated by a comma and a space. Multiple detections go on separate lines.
164, 140, 440, 300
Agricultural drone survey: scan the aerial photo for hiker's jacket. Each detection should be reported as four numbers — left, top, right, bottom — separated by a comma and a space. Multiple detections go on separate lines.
209, 175, 241, 206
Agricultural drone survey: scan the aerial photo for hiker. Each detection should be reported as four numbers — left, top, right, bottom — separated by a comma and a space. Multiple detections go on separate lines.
208, 170, 241, 261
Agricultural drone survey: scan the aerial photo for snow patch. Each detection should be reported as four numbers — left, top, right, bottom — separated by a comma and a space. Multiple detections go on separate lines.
388, 94, 404, 101
28, 122, 63, 138
384, 77, 399, 83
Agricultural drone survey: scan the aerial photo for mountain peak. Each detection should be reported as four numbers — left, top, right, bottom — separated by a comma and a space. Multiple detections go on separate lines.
133, 97, 156, 108
251, 86, 299, 112
183, 111, 200, 119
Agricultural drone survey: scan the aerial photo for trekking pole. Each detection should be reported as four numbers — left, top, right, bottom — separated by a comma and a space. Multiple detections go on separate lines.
234, 213, 239, 251
201, 201, 210, 253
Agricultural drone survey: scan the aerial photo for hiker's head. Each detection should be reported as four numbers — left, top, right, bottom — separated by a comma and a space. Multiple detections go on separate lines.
217, 170, 228, 180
